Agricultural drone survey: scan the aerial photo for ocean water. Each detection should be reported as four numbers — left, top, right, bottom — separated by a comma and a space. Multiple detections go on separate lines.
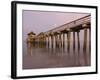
22, 29, 91, 69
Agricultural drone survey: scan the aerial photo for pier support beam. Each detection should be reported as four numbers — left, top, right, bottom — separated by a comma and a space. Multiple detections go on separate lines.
59, 33, 62, 48
46, 36, 50, 48
50, 34, 54, 49
63, 33, 65, 48
67, 32, 71, 52
77, 31, 80, 50
46, 36, 48, 48
43, 36, 46, 47
54, 34, 59, 48
73, 32, 75, 50
89, 28, 91, 51
83, 28, 87, 51
57, 35, 59, 48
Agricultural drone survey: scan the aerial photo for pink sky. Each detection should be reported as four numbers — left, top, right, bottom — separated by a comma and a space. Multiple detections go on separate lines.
22, 10, 90, 40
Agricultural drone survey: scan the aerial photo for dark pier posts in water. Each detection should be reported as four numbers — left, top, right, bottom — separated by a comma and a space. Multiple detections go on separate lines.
73, 32, 75, 50
62, 33, 65, 48
72, 30, 80, 51
77, 31, 80, 50
54, 34, 57, 48
89, 28, 91, 51
43, 36, 46, 46
58, 32, 62, 48
26, 23, 90, 53
54, 32, 59, 48
49, 33, 54, 49
67, 30, 71, 52
45, 24, 91, 51
61, 30, 69, 49
46, 35, 50, 48
83, 24, 88, 51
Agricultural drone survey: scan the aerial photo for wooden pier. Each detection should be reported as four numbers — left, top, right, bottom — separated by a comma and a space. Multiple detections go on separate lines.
28, 15, 91, 51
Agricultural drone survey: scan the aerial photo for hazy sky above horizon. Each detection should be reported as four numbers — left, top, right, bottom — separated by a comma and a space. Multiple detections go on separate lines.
22, 10, 90, 40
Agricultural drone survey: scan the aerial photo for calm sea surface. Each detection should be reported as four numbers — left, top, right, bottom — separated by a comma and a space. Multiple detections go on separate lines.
23, 30, 91, 69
